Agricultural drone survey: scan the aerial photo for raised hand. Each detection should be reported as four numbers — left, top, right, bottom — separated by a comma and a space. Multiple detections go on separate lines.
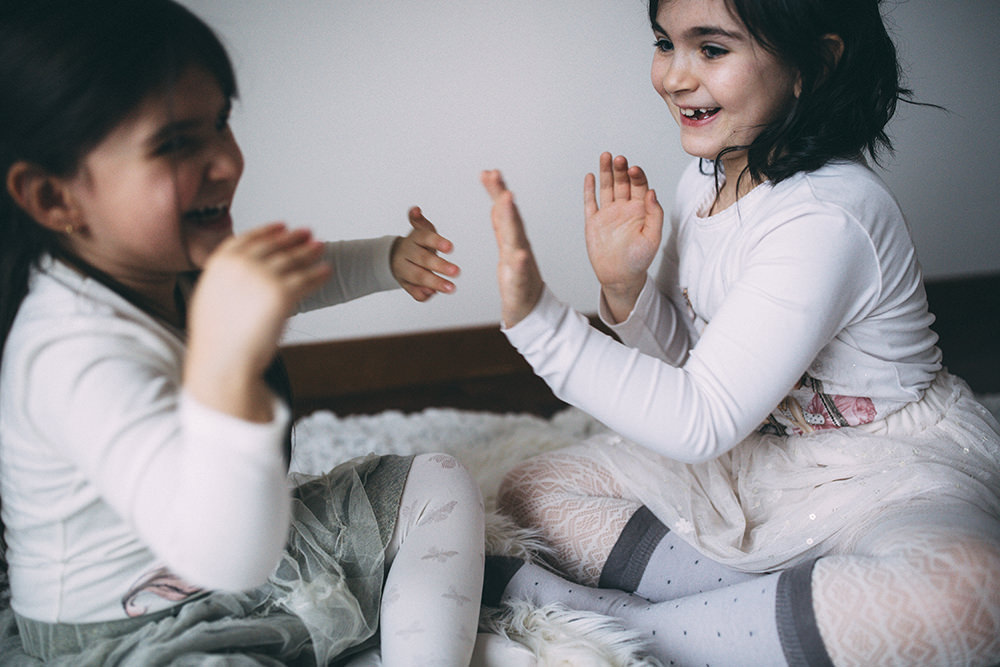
584, 152, 664, 323
481, 169, 543, 328
391, 206, 460, 302
184, 223, 331, 421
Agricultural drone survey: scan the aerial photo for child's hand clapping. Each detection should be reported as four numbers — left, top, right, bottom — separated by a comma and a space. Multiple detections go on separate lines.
584, 152, 663, 324
481, 169, 544, 328
391, 207, 460, 301
184, 223, 332, 421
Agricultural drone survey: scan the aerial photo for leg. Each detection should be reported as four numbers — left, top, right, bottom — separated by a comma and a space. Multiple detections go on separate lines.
379, 454, 485, 667
499, 444, 757, 599
812, 509, 1000, 666
498, 445, 638, 585
492, 506, 1000, 666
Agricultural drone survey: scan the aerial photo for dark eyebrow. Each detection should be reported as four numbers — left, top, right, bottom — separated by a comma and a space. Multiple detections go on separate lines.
148, 119, 200, 147
147, 100, 231, 148
651, 19, 744, 42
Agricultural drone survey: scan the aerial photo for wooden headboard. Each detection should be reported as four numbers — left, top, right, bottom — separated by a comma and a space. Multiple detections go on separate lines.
280, 321, 568, 418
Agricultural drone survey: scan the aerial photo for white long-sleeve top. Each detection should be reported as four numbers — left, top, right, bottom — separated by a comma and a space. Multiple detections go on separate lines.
0, 236, 398, 622
505, 159, 940, 463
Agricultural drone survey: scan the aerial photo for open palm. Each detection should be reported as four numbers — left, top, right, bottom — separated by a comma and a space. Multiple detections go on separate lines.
584, 153, 663, 320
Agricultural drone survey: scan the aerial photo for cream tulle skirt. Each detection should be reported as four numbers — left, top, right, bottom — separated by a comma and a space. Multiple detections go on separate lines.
584, 371, 1000, 572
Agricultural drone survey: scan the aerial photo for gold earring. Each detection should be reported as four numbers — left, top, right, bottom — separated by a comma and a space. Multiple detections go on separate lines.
64, 224, 76, 235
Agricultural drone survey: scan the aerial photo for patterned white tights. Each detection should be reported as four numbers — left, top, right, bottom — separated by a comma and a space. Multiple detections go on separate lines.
812, 515, 1000, 666
499, 448, 1000, 666
379, 454, 485, 666
498, 446, 639, 586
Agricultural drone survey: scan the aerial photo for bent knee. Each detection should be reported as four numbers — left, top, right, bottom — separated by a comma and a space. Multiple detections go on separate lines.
409, 453, 483, 508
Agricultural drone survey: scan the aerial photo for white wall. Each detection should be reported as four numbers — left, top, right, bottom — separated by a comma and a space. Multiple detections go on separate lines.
180, 0, 1000, 345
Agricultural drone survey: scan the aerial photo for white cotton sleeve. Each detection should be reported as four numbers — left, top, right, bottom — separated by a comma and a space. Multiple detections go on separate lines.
599, 275, 694, 366
22, 328, 293, 591
298, 236, 400, 312
504, 209, 881, 462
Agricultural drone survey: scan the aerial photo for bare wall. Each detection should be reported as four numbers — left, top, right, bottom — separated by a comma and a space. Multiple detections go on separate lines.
179, 0, 1000, 344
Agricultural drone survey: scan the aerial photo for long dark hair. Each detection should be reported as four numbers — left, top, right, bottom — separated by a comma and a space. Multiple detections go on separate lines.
0, 0, 237, 360
648, 0, 914, 185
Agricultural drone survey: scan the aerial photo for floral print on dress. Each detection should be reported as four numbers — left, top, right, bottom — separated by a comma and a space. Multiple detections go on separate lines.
760, 373, 877, 436
121, 566, 202, 617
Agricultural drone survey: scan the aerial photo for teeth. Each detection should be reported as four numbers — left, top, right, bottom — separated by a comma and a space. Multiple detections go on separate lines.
186, 203, 227, 220
680, 108, 715, 118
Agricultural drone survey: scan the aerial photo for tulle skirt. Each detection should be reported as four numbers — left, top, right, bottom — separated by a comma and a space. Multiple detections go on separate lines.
3, 454, 413, 666
586, 371, 1000, 572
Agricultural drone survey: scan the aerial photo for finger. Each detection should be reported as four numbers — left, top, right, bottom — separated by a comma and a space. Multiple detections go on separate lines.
481, 169, 510, 201
584, 172, 598, 218
405, 243, 461, 278
646, 188, 664, 223
491, 191, 531, 251
408, 206, 435, 231
598, 152, 614, 206
400, 266, 457, 296
238, 225, 314, 261
402, 284, 437, 302
265, 237, 326, 275
612, 155, 631, 201
628, 164, 649, 200
408, 225, 454, 255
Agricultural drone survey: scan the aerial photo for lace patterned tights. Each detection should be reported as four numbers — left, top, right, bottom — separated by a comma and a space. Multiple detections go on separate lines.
498, 447, 1000, 666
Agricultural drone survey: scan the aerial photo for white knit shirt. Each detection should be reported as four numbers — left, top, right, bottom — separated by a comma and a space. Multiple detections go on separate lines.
0, 236, 397, 622
506, 159, 941, 462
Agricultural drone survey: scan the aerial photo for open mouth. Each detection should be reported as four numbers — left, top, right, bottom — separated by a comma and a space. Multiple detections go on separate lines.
679, 107, 720, 121
183, 203, 229, 226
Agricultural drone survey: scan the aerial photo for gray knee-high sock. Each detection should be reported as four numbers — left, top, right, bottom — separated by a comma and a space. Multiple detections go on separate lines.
495, 557, 834, 666
600, 506, 759, 601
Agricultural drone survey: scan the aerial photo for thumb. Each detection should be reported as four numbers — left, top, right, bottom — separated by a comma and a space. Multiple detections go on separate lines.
408, 206, 435, 231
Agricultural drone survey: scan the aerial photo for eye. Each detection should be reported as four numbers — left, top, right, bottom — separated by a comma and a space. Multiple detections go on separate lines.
702, 44, 728, 59
156, 134, 195, 156
215, 107, 231, 133
653, 37, 674, 53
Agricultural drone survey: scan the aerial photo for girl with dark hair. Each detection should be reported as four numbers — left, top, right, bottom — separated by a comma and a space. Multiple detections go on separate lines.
0, 1, 484, 664
481, 0, 1000, 664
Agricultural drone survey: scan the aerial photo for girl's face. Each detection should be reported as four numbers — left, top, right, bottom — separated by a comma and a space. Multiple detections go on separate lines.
650, 0, 799, 174
63, 65, 243, 295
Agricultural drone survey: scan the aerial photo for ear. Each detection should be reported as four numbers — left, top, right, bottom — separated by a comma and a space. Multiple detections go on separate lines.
823, 34, 845, 68
795, 34, 845, 98
6, 161, 83, 234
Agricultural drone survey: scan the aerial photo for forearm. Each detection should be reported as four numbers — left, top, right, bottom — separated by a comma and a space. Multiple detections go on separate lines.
298, 236, 399, 312
505, 288, 758, 462
599, 274, 693, 366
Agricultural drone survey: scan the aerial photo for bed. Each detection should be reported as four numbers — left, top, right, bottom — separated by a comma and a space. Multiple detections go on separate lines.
2, 273, 998, 665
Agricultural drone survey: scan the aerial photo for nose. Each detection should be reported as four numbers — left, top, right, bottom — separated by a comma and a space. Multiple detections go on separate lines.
653, 51, 696, 97
207, 131, 244, 183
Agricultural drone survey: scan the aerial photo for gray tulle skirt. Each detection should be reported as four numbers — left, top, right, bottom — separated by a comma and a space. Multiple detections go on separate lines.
0, 454, 413, 667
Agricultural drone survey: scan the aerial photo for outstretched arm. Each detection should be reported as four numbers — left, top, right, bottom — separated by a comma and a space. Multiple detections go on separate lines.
390, 206, 460, 301
481, 169, 544, 327
585, 152, 664, 324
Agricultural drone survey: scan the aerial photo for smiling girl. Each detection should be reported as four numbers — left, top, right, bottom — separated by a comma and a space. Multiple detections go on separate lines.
481, 0, 1000, 664
0, 1, 484, 664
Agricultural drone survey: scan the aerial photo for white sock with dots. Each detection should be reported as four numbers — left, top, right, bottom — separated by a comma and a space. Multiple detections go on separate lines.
599, 506, 760, 602
496, 557, 831, 666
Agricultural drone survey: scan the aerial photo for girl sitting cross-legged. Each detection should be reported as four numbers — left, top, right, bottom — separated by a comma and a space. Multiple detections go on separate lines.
481, 0, 1000, 664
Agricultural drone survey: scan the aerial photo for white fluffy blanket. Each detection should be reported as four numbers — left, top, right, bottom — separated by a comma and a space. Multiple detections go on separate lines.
291, 395, 1000, 666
